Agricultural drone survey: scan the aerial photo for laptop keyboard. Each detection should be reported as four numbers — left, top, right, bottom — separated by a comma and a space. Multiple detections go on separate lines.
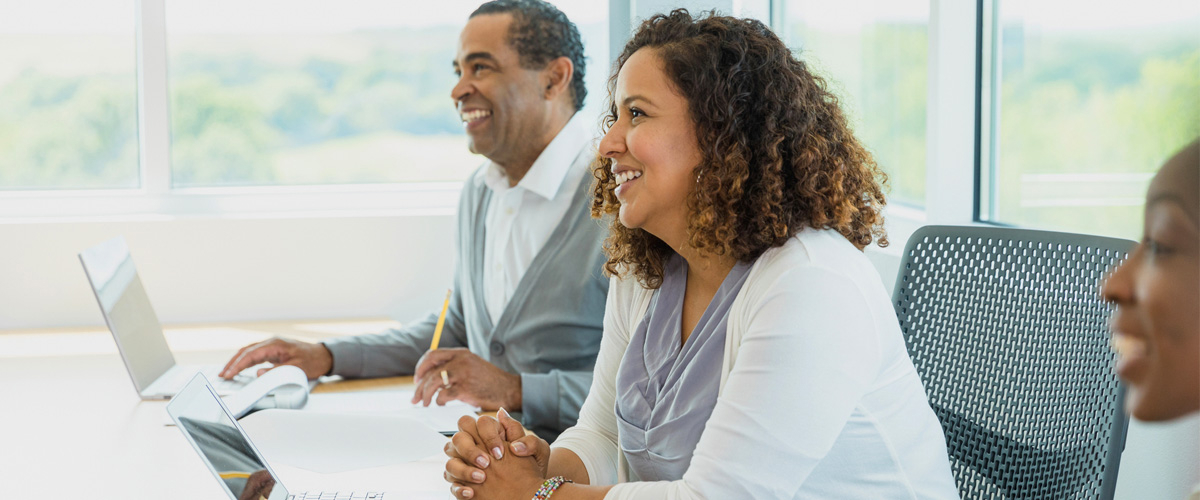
290, 492, 385, 499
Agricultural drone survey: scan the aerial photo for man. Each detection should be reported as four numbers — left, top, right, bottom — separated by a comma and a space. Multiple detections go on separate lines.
220, 0, 607, 441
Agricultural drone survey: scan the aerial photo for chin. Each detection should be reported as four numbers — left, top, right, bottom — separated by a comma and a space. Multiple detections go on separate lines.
617, 209, 641, 230
466, 137, 492, 157
1128, 388, 1197, 422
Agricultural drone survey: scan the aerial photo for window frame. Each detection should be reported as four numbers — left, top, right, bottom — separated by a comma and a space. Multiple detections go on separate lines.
0, 0, 466, 221
768, 0, 985, 255
3, 0, 983, 229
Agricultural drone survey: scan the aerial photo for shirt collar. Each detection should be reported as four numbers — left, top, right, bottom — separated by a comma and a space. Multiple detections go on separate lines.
473, 113, 592, 200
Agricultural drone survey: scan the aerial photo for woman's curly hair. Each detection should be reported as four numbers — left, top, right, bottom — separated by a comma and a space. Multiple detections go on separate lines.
590, 9, 889, 289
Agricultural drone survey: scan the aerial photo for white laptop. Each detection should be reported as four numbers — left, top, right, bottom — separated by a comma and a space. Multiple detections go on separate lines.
169, 373, 391, 499
79, 236, 253, 399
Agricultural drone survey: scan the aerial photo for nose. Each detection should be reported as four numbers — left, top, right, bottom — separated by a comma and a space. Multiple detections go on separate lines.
599, 120, 626, 159
451, 74, 471, 105
1100, 246, 1140, 305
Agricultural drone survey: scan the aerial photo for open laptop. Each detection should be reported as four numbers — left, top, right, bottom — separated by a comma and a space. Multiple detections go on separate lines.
168, 373, 390, 499
79, 236, 253, 399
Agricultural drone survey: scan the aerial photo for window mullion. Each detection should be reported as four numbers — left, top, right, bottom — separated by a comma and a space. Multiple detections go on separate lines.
136, 0, 171, 196
924, 0, 978, 224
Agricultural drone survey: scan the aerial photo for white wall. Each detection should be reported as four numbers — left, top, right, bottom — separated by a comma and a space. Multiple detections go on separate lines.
1115, 416, 1200, 499
0, 214, 455, 330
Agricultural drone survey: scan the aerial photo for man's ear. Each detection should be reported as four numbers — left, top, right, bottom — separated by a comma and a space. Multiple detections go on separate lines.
541, 56, 574, 102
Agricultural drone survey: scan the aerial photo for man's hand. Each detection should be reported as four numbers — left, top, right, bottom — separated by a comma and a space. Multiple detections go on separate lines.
236, 469, 276, 500
413, 348, 521, 410
220, 337, 333, 381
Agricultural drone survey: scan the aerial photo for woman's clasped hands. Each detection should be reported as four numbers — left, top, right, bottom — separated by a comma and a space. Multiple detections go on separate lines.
443, 408, 553, 500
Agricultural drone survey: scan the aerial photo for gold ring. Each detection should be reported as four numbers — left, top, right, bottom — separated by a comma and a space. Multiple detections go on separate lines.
440, 369, 451, 388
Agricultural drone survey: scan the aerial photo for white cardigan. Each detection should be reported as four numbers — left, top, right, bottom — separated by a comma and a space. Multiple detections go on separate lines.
553, 229, 960, 499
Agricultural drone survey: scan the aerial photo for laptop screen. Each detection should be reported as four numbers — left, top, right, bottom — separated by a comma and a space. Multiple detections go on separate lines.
168, 374, 291, 500
79, 236, 175, 392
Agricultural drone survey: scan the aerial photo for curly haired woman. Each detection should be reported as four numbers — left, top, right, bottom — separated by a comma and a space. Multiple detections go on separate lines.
441, 10, 959, 500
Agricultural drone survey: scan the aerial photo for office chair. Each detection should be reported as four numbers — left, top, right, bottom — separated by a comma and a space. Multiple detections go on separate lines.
892, 225, 1134, 500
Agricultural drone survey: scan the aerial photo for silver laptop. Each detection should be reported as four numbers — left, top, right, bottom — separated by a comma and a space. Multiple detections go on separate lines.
169, 373, 390, 500
79, 236, 252, 399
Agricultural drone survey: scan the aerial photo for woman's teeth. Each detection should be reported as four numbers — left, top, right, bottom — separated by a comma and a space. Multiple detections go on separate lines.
615, 171, 642, 186
461, 110, 491, 123
1111, 334, 1147, 358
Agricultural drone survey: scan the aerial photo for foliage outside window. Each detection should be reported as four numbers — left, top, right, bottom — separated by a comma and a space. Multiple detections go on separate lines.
165, 0, 609, 188
983, 0, 1200, 239
0, 1, 138, 191
779, 0, 930, 208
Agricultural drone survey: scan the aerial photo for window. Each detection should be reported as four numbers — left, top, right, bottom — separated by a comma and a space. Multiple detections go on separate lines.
0, 1, 139, 190
979, 0, 1200, 239
776, 0, 930, 208
165, 0, 609, 188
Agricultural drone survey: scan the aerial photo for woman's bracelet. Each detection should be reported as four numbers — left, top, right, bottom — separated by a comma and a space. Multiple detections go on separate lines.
533, 476, 573, 500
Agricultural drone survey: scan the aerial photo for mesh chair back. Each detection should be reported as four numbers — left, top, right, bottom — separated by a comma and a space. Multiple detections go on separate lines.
892, 225, 1133, 500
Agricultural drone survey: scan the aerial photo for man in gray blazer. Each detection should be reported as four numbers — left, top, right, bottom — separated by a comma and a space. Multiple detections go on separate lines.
220, 0, 607, 441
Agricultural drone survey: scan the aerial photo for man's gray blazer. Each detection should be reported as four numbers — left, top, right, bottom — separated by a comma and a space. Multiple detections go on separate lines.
323, 148, 608, 441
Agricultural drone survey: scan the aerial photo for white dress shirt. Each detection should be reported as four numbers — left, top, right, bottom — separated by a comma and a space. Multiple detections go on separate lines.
553, 229, 961, 499
478, 113, 594, 325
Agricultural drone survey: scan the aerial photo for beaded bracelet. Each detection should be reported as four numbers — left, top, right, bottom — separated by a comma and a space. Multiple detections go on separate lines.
532, 475, 573, 500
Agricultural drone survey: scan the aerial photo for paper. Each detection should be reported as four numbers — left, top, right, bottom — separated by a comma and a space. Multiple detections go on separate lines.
239, 410, 449, 473
223, 364, 310, 418
302, 390, 478, 433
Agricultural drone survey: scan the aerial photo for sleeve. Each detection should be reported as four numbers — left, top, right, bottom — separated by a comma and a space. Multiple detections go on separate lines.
520, 368, 593, 441
605, 265, 883, 500
550, 276, 637, 485
321, 265, 470, 379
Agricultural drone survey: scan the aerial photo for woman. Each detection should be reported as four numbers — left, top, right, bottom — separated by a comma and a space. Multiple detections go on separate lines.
1102, 139, 1199, 430
441, 10, 959, 499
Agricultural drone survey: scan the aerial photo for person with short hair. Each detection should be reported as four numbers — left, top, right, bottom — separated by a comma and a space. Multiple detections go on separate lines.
220, 0, 608, 441
441, 10, 959, 499
1102, 139, 1200, 499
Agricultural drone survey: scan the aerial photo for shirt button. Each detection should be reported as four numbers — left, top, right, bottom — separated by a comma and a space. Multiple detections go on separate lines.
490, 341, 505, 356
505, 207, 515, 216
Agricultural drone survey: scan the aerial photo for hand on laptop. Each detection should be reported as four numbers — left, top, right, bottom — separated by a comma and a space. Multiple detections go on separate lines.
221, 337, 333, 381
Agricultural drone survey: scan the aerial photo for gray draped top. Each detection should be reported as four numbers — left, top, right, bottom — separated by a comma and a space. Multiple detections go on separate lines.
614, 254, 753, 481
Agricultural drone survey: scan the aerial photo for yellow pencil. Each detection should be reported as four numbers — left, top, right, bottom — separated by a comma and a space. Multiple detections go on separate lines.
430, 289, 452, 351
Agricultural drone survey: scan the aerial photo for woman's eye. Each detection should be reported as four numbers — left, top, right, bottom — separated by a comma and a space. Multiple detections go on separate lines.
1145, 238, 1172, 256
629, 107, 645, 119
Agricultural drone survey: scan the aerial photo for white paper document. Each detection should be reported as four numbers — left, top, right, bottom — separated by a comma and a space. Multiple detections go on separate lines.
240, 410, 449, 473
301, 389, 479, 433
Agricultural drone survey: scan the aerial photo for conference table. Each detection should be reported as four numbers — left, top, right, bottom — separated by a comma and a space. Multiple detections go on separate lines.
0, 319, 457, 499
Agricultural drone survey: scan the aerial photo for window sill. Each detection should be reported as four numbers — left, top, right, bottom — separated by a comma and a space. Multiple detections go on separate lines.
0, 183, 463, 224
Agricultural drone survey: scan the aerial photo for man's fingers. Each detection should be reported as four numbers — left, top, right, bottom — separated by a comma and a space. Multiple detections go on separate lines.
444, 457, 486, 484
413, 348, 460, 381
474, 416, 506, 462
496, 407, 524, 441
435, 384, 459, 406
221, 343, 256, 377
223, 340, 280, 379
418, 374, 445, 407
412, 373, 439, 405
222, 340, 274, 378
410, 377, 427, 405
